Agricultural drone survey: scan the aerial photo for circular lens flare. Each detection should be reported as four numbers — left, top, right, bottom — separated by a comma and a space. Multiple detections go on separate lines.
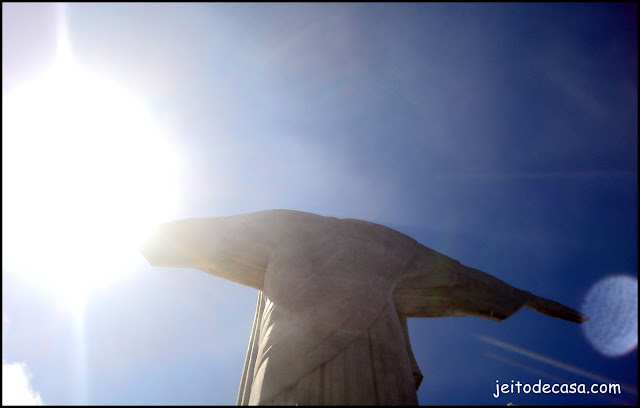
581, 275, 638, 357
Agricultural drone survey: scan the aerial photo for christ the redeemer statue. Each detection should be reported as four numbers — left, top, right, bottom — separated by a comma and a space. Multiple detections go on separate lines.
138, 209, 588, 405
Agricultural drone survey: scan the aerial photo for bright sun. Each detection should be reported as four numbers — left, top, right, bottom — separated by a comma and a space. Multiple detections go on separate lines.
3, 56, 181, 312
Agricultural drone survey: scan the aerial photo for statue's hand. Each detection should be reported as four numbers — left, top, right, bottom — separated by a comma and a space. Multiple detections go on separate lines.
525, 294, 589, 324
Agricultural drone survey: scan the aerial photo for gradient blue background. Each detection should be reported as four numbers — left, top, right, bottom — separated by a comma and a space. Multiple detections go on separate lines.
3, 3, 637, 405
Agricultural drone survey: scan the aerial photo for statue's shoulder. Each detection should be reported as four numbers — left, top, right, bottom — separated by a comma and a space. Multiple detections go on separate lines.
240, 209, 331, 222
244, 210, 409, 237
227, 209, 417, 250
226, 209, 332, 232
249, 208, 326, 217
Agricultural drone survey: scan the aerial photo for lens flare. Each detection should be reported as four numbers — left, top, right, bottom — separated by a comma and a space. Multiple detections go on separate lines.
581, 275, 638, 358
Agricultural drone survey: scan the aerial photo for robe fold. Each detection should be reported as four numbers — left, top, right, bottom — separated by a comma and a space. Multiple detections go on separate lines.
139, 209, 532, 405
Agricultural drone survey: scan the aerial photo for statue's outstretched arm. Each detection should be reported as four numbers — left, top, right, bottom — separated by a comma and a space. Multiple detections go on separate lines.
138, 209, 331, 291
524, 294, 589, 323
138, 215, 273, 290
393, 243, 588, 324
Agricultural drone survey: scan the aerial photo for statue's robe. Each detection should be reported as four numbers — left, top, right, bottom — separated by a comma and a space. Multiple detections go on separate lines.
139, 209, 532, 405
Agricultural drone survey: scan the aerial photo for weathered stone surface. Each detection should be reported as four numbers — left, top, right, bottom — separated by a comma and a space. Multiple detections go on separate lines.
139, 209, 588, 405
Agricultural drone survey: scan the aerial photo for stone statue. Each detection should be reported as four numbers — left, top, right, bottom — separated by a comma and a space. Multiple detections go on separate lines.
138, 209, 588, 405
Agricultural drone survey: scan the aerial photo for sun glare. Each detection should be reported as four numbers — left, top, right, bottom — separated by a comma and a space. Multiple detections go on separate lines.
3, 57, 181, 312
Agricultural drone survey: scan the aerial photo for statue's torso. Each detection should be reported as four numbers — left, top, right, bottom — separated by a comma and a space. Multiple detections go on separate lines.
238, 216, 420, 405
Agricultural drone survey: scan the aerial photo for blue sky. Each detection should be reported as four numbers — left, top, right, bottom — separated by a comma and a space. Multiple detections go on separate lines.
2, 3, 637, 405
